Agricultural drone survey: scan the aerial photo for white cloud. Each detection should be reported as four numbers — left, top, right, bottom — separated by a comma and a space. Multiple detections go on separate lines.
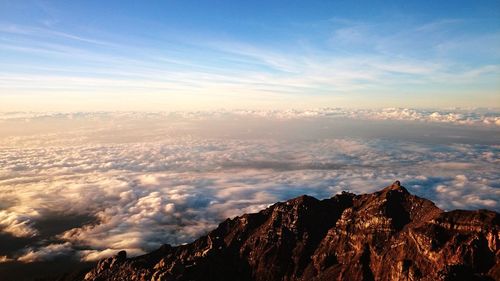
0, 108, 498, 126
0, 210, 39, 238
0, 255, 13, 263
17, 242, 74, 263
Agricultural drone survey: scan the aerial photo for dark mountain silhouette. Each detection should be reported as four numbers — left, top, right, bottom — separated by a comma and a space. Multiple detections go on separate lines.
76, 181, 499, 281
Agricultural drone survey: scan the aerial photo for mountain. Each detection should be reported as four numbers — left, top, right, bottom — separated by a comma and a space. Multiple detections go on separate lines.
80, 181, 499, 281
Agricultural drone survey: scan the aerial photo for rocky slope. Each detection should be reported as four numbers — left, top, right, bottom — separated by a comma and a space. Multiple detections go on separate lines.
81, 181, 499, 281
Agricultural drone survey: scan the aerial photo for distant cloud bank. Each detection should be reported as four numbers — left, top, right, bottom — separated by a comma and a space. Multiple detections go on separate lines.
1, 107, 499, 126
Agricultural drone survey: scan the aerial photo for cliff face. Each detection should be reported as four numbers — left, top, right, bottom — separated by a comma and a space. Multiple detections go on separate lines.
82, 181, 499, 281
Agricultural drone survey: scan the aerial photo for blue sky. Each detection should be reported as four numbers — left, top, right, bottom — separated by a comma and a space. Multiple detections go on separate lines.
0, 0, 499, 111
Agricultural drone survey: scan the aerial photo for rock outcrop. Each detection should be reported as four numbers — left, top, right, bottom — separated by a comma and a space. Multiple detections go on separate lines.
82, 181, 499, 281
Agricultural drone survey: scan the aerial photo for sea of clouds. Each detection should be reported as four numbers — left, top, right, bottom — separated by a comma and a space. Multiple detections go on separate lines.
0, 108, 498, 264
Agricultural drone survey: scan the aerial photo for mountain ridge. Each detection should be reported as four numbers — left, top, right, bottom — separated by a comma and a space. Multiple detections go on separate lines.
79, 181, 499, 281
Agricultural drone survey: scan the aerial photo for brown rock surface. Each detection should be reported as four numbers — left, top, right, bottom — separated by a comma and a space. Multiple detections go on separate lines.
81, 181, 499, 281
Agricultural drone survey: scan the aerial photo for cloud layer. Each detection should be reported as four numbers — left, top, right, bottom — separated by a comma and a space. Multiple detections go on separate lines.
1, 108, 499, 126
0, 112, 498, 263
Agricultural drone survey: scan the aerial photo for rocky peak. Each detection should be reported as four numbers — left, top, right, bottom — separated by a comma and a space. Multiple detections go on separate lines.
81, 181, 499, 281
383, 180, 407, 192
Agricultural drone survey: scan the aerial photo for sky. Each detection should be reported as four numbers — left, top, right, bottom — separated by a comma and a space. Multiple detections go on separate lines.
0, 0, 499, 111
0, 2, 499, 279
